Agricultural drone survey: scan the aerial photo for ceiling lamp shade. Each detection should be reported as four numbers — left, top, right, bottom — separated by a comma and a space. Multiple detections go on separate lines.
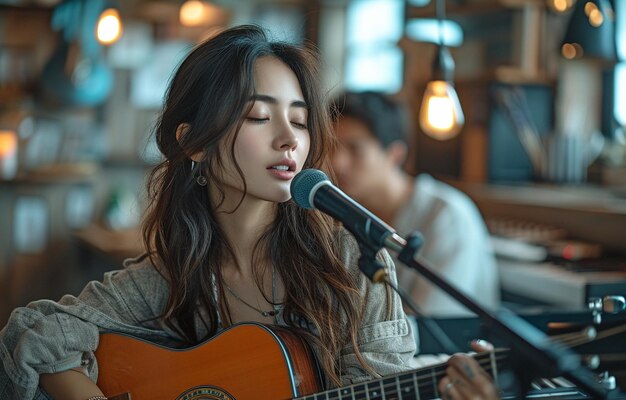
561, 0, 616, 61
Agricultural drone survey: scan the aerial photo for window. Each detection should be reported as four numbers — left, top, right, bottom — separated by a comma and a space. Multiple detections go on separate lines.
344, 0, 404, 93
405, 18, 463, 47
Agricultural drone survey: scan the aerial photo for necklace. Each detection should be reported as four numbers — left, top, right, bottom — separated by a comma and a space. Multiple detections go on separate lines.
224, 266, 280, 318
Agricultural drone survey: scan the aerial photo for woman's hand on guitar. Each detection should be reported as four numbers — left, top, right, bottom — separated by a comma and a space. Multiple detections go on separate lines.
438, 339, 501, 400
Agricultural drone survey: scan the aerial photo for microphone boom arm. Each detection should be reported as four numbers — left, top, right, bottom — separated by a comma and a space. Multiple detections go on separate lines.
391, 231, 617, 399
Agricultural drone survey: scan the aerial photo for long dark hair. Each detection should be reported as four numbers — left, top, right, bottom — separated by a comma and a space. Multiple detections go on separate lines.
142, 25, 375, 386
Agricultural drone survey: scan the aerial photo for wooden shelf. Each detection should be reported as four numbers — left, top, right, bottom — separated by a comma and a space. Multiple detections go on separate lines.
0, 163, 100, 185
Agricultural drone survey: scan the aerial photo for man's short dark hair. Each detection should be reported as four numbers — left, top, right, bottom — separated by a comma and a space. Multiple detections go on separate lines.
331, 91, 409, 148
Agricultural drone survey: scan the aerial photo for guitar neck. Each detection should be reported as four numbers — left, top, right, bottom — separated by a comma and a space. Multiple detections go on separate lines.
296, 349, 507, 400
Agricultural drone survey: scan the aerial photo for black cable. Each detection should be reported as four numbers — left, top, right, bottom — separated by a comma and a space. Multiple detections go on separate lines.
356, 235, 460, 356
381, 274, 460, 355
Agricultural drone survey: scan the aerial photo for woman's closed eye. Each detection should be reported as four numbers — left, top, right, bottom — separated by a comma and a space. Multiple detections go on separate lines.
247, 116, 307, 130
247, 116, 269, 123
291, 120, 307, 129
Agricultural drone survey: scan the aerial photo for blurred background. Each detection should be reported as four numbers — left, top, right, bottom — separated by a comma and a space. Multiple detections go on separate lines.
1, 0, 626, 343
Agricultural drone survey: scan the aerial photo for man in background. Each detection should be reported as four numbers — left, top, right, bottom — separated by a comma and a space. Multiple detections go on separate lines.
331, 91, 499, 316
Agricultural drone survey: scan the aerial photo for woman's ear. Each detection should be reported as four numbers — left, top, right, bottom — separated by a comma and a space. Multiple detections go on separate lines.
175, 123, 190, 143
176, 123, 203, 162
386, 140, 408, 168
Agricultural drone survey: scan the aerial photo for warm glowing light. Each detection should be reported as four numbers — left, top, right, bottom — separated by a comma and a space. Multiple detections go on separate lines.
561, 43, 585, 59
549, 0, 575, 12
0, 130, 18, 180
561, 43, 576, 59
0, 130, 17, 158
180, 0, 217, 27
426, 97, 455, 131
562, 43, 577, 59
588, 9, 604, 27
97, 8, 123, 45
419, 80, 464, 140
584, 2, 598, 16
554, 0, 567, 11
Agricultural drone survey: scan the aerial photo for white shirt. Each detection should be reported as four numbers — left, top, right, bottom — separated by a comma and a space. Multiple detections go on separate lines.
393, 174, 500, 316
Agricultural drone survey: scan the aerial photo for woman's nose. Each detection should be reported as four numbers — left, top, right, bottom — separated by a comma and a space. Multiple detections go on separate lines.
274, 121, 299, 151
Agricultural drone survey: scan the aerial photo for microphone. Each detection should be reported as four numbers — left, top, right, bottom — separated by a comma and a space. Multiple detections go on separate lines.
290, 169, 406, 252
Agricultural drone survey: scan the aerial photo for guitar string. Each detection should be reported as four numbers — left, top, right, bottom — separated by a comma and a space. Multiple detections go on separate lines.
299, 353, 509, 399
555, 323, 626, 347
330, 354, 507, 398
306, 360, 503, 400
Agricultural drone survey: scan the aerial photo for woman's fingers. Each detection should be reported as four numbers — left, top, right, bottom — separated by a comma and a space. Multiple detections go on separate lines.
444, 353, 500, 399
470, 338, 494, 353
438, 341, 500, 399
438, 376, 462, 400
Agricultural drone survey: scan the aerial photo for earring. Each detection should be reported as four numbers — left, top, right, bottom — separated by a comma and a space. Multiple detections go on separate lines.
195, 162, 207, 186
191, 160, 207, 186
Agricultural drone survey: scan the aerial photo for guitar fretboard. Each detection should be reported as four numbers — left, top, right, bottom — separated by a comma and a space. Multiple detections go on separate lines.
296, 350, 506, 400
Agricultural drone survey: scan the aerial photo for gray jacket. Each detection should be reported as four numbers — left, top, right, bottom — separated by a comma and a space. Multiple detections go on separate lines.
0, 233, 417, 399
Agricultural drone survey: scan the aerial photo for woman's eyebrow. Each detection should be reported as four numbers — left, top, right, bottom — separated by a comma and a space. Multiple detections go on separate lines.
250, 94, 308, 109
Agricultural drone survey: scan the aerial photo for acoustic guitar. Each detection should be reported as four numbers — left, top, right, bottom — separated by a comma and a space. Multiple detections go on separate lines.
94, 322, 584, 400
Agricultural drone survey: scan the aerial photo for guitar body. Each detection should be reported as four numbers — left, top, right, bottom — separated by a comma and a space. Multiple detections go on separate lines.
95, 323, 323, 400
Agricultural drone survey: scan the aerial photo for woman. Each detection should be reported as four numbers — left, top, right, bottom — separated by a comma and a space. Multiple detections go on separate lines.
0, 25, 496, 400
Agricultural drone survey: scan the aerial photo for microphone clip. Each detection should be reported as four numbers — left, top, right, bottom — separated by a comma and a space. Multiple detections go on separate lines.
357, 231, 423, 285
356, 241, 389, 284
398, 231, 424, 265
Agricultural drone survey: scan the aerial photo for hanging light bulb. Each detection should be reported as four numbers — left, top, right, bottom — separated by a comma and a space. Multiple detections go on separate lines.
419, 2, 465, 141
420, 79, 464, 140
96, 7, 123, 45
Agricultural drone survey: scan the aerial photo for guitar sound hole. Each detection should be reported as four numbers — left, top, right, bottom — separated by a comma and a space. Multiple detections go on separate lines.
175, 385, 236, 400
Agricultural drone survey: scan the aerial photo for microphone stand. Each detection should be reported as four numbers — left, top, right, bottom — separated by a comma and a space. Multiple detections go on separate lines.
381, 230, 619, 399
